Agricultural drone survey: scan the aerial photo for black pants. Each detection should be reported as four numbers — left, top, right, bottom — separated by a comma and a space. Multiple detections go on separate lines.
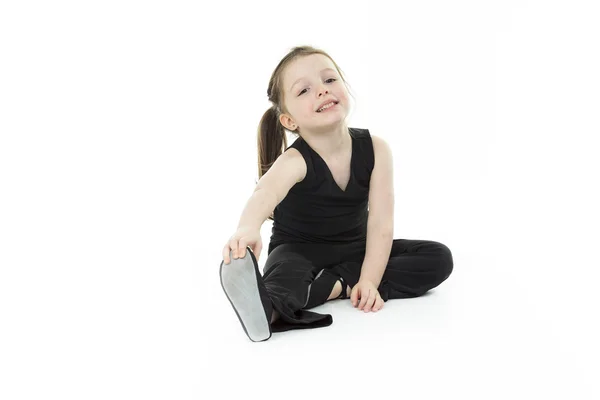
262, 238, 454, 333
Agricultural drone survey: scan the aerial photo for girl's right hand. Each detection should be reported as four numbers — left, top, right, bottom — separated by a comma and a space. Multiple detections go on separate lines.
222, 227, 262, 265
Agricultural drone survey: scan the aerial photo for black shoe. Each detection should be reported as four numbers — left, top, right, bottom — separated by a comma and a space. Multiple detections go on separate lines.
219, 247, 273, 342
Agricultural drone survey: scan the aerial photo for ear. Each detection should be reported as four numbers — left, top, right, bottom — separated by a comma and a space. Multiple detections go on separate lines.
279, 114, 297, 131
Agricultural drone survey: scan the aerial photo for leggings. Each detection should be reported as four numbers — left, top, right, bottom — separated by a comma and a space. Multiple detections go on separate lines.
262, 238, 454, 333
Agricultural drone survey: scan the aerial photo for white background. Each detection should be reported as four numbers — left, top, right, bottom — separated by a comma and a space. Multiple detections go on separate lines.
1, 0, 599, 399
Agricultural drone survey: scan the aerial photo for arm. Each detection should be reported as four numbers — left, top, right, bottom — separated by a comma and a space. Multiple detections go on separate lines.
237, 149, 307, 231
359, 135, 395, 287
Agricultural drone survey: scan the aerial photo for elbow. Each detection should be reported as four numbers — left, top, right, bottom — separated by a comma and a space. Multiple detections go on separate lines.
254, 187, 280, 209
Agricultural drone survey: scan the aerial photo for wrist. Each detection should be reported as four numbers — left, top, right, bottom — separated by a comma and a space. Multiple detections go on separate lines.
358, 275, 380, 287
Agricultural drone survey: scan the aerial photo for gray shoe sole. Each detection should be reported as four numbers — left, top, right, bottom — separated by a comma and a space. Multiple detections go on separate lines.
219, 247, 271, 342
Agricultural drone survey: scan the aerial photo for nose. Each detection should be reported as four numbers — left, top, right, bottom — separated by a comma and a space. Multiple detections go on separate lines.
317, 84, 329, 97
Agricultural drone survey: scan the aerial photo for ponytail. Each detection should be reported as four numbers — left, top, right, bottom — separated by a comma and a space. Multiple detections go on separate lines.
257, 105, 287, 181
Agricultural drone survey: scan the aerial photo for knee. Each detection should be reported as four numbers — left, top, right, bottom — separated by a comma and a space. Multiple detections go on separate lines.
435, 242, 454, 281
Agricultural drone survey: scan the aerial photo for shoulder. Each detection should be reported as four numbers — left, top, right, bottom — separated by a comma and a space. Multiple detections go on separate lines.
279, 146, 307, 183
352, 127, 392, 160
369, 133, 393, 160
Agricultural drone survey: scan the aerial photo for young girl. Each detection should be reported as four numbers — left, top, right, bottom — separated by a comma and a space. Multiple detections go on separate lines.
219, 45, 453, 342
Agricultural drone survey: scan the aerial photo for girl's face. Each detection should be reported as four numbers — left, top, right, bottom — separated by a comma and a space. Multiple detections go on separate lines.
280, 54, 350, 133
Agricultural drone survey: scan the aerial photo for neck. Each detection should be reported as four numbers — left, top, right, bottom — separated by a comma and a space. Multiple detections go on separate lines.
299, 123, 350, 158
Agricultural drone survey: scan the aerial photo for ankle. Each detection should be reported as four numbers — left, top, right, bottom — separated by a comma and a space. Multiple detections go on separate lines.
270, 310, 280, 324
327, 280, 342, 300
326, 280, 352, 301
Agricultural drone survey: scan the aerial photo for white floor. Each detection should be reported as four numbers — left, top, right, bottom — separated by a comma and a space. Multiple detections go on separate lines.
4, 184, 598, 400
205, 248, 600, 400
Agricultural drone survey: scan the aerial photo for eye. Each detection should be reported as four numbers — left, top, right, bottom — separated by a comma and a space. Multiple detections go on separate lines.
298, 78, 337, 96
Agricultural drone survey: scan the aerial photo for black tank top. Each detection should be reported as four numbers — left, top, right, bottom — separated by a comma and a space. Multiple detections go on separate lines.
268, 127, 375, 254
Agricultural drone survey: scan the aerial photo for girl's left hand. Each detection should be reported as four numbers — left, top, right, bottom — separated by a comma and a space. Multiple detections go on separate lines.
350, 279, 384, 312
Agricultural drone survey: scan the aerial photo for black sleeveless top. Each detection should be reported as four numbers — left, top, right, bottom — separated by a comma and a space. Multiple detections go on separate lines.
268, 127, 375, 254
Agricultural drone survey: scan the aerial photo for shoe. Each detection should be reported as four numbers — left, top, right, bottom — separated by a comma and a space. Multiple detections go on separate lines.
219, 247, 273, 342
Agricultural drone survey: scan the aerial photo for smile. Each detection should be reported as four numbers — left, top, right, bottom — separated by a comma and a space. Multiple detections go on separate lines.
317, 102, 338, 112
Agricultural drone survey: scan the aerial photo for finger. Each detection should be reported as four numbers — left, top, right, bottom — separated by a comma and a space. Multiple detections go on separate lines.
222, 244, 231, 264
238, 241, 247, 258
350, 286, 359, 307
364, 292, 377, 312
254, 243, 262, 262
373, 295, 384, 312
229, 239, 239, 258
358, 289, 370, 310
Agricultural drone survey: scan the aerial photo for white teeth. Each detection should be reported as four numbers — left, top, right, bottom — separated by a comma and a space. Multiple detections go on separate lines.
318, 102, 336, 112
